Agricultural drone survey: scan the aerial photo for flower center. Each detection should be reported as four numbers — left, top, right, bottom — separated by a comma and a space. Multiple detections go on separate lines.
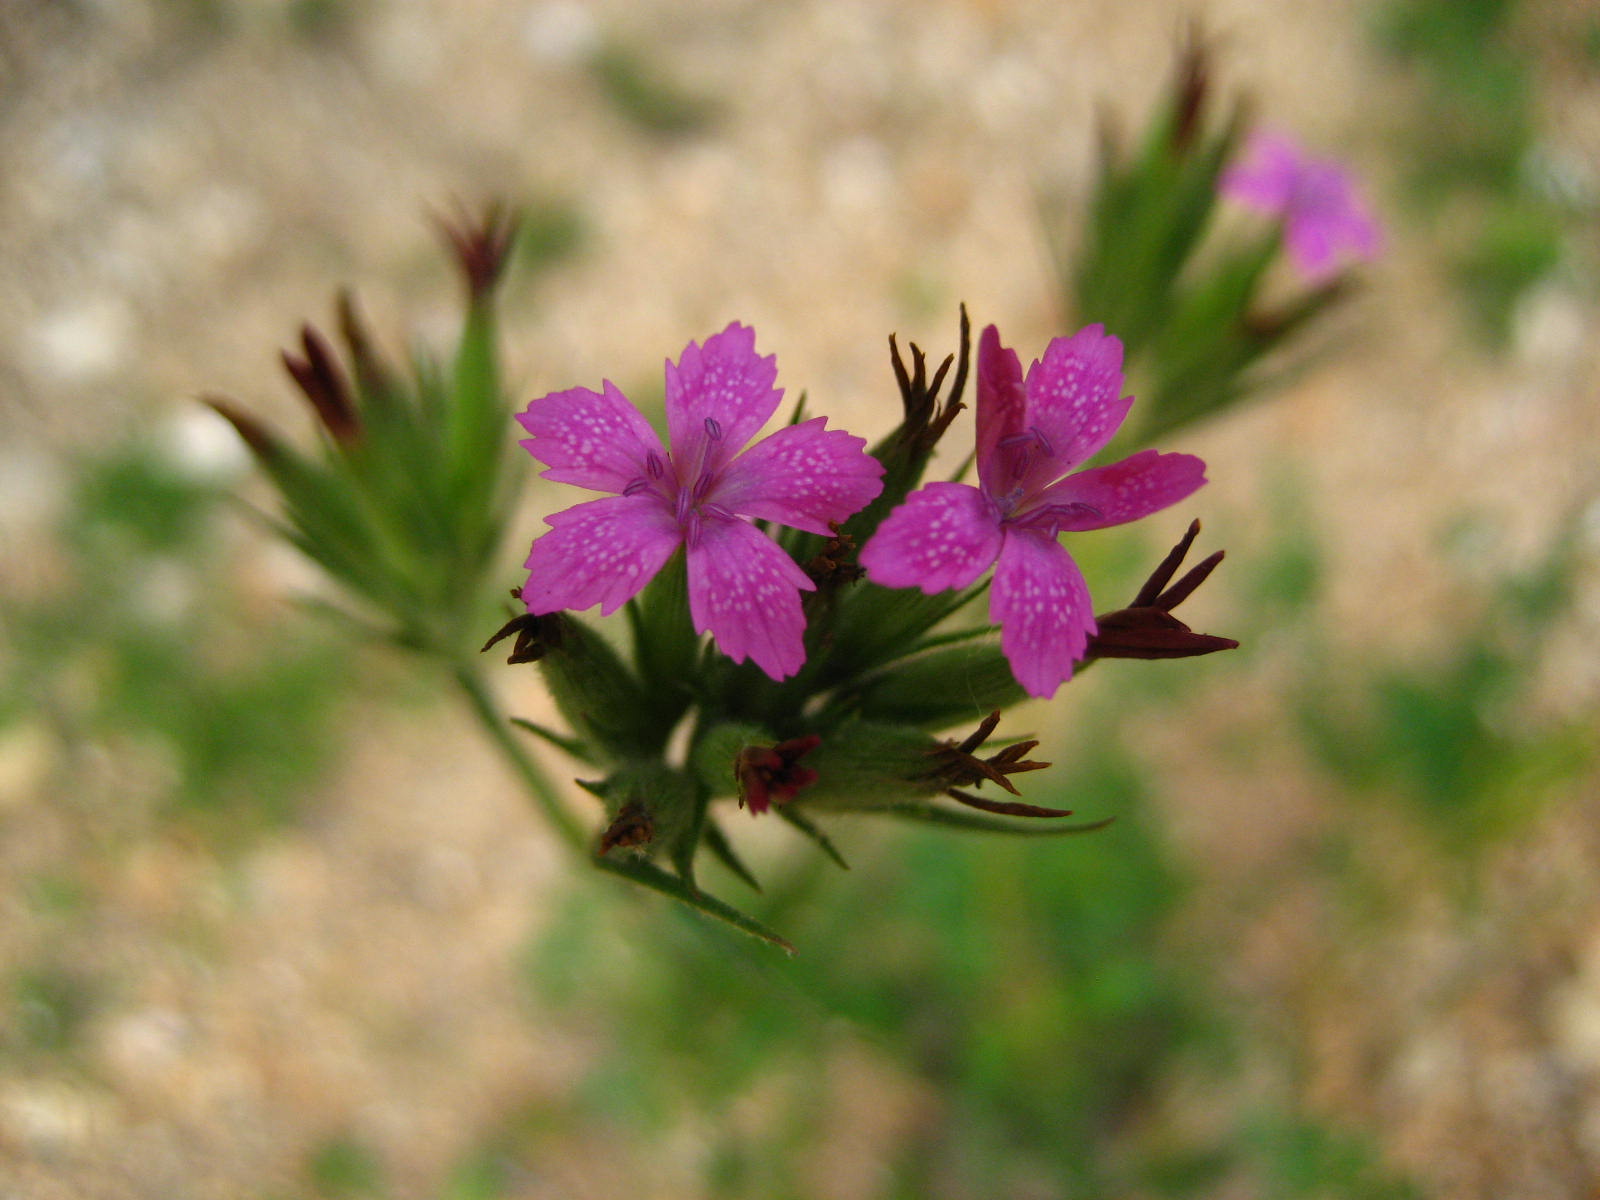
992, 425, 1058, 517
998, 425, 1054, 473
622, 417, 737, 546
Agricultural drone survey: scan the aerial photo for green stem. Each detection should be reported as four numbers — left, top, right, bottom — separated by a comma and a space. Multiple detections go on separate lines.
451, 659, 587, 852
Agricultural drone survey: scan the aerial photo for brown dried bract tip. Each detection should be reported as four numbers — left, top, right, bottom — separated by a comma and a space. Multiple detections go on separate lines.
282, 323, 360, 443
481, 609, 565, 664
803, 525, 866, 588
1171, 19, 1212, 152
1087, 520, 1238, 661
202, 395, 284, 462
889, 304, 970, 457
436, 201, 519, 304
946, 789, 1076, 819
335, 290, 398, 401
923, 710, 1051, 799
598, 801, 654, 855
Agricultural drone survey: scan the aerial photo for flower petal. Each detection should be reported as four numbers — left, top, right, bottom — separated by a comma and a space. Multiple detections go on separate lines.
1220, 129, 1301, 213
523, 494, 681, 617
858, 481, 1002, 593
516, 380, 666, 493
1030, 450, 1206, 532
975, 324, 1028, 496
990, 528, 1095, 699
714, 417, 885, 535
1223, 130, 1382, 282
1020, 325, 1132, 484
665, 323, 783, 477
686, 517, 815, 681
1285, 162, 1381, 281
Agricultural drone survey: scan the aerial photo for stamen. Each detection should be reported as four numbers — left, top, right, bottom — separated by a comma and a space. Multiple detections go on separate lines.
1030, 500, 1104, 537
645, 451, 665, 479
623, 477, 651, 497
704, 416, 723, 441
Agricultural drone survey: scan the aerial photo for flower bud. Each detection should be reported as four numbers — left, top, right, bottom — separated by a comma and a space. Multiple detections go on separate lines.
533, 613, 669, 763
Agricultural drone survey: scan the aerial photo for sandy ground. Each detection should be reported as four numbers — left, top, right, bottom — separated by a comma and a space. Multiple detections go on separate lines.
3, 0, 1600, 1196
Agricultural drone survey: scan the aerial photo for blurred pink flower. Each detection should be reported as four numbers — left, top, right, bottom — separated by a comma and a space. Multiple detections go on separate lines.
859, 325, 1206, 699
1222, 129, 1382, 282
518, 323, 884, 681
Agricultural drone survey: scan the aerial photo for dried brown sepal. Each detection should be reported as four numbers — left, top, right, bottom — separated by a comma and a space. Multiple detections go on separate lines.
436, 201, 519, 304
946, 789, 1075, 819
203, 395, 285, 462
1171, 19, 1212, 152
889, 303, 970, 457
1087, 520, 1238, 661
923, 710, 1051, 797
1133, 518, 1202, 607
282, 323, 360, 444
481, 607, 565, 664
802, 524, 866, 588
336, 290, 399, 401
598, 801, 654, 855
1088, 609, 1239, 659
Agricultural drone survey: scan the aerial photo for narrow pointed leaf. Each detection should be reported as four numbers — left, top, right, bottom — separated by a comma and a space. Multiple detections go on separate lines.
592, 856, 796, 954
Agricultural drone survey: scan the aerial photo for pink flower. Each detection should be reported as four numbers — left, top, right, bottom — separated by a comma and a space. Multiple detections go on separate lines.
518, 323, 884, 681
1221, 129, 1382, 282
859, 325, 1206, 699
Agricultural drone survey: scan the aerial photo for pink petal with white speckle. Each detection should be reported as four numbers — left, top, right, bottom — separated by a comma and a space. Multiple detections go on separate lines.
858, 482, 1003, 593
686, 516, 816, 681
974, 325, 1028, 496
1031, 450, 1206, 532
1021, 325, 1132, 484
522, 494, 681, 617
714, 417, 885, 535
517, 380, 667, 493
990, 528, 1095, 699
665, 323, 783, 478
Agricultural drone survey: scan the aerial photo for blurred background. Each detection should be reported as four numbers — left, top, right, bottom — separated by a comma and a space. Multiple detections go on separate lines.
2, 0, 1599, 1196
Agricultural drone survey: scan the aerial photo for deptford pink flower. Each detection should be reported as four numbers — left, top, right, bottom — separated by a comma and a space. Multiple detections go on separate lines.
518, 323, 884, 681
1221, 129, 1382, 282
859, 325, 1206, 699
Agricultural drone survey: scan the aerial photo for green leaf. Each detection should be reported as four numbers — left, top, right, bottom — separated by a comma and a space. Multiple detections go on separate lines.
775, 806, 850, 870
592, 856, 795, 954
701, 818, 764, 891
876, 802, 1117, 836
847, 642, 1025, 729
509, 716, 594, 763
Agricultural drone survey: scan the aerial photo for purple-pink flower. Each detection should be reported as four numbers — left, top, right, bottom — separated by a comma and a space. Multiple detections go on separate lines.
1221, 129, 1382, 282
518, 323, 884, 681
859, 325, 1206, 699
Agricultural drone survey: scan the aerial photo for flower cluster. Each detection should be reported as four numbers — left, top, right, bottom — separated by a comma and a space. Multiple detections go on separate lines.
213, 208, 1248, 951
502, 313, 1234, 945
519, 322, 1207, 699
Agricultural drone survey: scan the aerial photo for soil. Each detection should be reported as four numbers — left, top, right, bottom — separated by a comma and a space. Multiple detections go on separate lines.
2, 0, 1598, 1196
